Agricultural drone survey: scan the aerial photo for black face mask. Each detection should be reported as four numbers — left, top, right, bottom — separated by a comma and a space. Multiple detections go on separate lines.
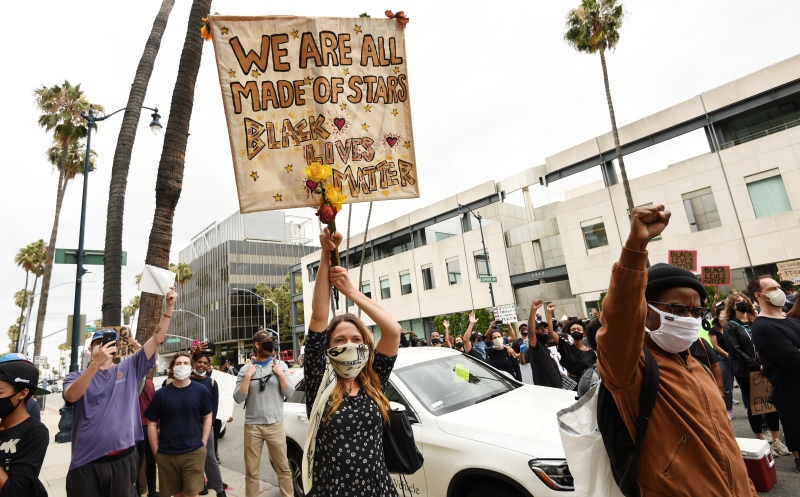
260, 341, 275, 353
571, 332, 585, 341
0, 394, 21, 418
410, 338, 418, 345
431, 338, 441, 345
735, 302, 753, 313
538, 333, 549, 344
455, 342, 463, 349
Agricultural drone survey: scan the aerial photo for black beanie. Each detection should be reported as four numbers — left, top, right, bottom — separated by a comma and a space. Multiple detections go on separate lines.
645, 263, 707, 302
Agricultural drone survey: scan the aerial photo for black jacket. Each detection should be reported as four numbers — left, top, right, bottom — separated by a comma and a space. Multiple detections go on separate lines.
722, 319, 760, 378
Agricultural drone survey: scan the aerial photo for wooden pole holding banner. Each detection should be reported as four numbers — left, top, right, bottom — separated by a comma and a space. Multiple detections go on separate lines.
357, 202, 374, 319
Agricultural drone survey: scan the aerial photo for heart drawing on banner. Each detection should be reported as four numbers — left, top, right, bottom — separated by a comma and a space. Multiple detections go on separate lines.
386, 136, 398, 147
333, 118, 346, 130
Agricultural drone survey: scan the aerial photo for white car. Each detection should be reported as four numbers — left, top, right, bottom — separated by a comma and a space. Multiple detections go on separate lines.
283, 346, 576, 497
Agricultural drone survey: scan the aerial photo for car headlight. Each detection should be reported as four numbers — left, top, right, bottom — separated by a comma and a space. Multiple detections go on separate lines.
529, 459, 574, 491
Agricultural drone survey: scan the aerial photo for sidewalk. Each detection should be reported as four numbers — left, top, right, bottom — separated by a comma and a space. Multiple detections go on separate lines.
39, 407, 280, 497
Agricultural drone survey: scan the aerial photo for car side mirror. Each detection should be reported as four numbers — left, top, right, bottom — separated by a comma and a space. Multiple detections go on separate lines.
389, 401, 419, 425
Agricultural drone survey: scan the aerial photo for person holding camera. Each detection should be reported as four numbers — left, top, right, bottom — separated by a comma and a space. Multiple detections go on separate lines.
63, 287, 178, 497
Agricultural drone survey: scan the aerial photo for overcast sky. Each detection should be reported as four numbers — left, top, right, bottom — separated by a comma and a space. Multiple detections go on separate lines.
3, 0, 798, 365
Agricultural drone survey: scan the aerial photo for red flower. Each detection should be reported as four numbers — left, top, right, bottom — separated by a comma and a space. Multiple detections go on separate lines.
316, 204, 337, 224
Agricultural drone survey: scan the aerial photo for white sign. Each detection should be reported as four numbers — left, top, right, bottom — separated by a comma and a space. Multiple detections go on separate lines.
211, 370, 238, 421
493, 304, 517, 324
138, 264, 177, 296
34, 356, 47, 365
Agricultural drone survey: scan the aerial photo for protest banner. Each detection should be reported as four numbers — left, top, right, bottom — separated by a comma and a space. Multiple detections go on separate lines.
750, 371, 777, 415
211, 370, 237, 421
777, 259, 800, 283
493, 304, 517, 324
701, 266, 731, 286
208, 16, 419, 213
98, 326, 136, 364
668, 250, 698, 272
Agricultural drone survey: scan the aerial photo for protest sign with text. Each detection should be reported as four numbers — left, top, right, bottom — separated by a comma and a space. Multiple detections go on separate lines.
208, 16, 419, 212
701, 266, 731, 286
668, 250, 698, 272
777, 259, 800, 283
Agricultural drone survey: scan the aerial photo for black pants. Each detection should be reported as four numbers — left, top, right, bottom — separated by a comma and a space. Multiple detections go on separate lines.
66, 447, 138, 497
773, 396, 800, 453
213, 418, 222, 460
136, 433, 157, 495
736, 375, 781, 434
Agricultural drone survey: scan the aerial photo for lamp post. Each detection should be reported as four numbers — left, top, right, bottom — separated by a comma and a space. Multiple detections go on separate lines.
233, 287, 279, 334
458, 204, 495, 308
69, 104, 162, 373
173, 309, 207, 343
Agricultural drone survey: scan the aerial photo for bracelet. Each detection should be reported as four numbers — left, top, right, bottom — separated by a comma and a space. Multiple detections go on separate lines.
163, 313, 172, 318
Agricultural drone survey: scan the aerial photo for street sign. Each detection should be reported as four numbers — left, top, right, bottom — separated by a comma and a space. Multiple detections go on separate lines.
480, 275, 497, 283
86, 326, 96, 334
55, 248, 127, 266
166, 338, 181, 344
34, 356, 47, 365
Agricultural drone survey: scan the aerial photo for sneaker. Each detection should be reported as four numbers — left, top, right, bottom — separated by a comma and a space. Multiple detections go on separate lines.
773, 439, 791, 456
223, 482, 229, 489
216, 492, 227, 497
770, 443, 780, 458
795, 458, 800, 474
763, 430, 773, 443
727, 411, 733, 421
200, 484, 209, 496
733, 398, 740, 404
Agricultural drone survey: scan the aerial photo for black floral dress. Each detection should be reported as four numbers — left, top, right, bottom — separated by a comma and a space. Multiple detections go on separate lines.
304, 330, 398, 497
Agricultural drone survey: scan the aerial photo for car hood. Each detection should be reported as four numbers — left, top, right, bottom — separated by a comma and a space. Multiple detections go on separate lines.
435, 385, 576, 459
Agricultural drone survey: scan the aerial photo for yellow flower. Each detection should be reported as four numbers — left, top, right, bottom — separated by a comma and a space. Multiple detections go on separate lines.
325, 186, 347, 212
200, 25, 211, 41
302, 162, 332, 183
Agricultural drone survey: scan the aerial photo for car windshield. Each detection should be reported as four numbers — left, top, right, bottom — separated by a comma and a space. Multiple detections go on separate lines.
392, 354, 520, 416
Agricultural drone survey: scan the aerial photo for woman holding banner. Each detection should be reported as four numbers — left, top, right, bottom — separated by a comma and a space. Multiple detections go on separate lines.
302, 228, 401, 496
722, 294, 790, 456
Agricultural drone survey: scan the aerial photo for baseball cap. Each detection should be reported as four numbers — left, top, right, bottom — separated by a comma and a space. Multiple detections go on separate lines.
90, 328, 119, 343
780, 280, 796, 291
470, 332, 484, 341
253, 329, 277, 343
535, 321, 549, 329
0, 359, 49, 397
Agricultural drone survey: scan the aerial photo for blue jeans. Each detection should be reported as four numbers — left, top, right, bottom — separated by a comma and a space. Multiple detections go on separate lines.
718, 356, 733, 411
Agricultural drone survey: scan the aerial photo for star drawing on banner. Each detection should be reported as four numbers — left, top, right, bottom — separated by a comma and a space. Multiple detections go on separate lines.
252, 69, 260, 77
343, 68, 349, 75
290, 28, 299, 39
285, 164, 293, 173
340, 103, 347, 110
364, 104, 372, 112
354, 24, 362, 34
391, 109, 398, 116
393, 66, 400, 74
227, 69, 236, 77
273, 194, 283, 202
403, 141, 411, 149
250, 171, 259, 181
221, 27, 229, 35
362, 122, 370, 131
304, 76, 312, 85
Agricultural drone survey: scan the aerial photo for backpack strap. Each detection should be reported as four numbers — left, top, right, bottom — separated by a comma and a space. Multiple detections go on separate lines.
634, 348, 659, 455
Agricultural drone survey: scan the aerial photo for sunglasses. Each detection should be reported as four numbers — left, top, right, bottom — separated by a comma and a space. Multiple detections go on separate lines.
647, 301, 710, 320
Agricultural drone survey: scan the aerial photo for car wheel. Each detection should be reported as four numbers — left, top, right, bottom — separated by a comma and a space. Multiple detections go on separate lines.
219, 425, 226, 439
464, 482, 524, 497
287, 444, 306, 497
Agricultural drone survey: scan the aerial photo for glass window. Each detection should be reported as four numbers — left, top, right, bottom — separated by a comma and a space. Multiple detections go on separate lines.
361, 282, 371, 299
474, 252, 490, 277
421, 266, 435, 290
380, 277, 391, 299
581, 219, 609, 250
746, 174, 792, 218
682, 187, 722, 232
447, 258, 462, 285
400, 272, 412, 295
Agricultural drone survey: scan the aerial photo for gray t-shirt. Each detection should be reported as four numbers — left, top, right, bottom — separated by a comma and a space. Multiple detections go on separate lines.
233, 358, 294, 425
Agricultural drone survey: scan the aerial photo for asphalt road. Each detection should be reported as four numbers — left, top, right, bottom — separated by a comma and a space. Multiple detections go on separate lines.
42, 378, 799, 496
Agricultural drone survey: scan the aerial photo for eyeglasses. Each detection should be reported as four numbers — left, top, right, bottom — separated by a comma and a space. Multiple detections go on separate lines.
647, 301, 710, 320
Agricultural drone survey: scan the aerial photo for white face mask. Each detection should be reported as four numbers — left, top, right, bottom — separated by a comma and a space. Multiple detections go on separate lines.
326, 343, 369, 380
492, 337, 504, 349
192, 368, 206, 377
762, 289, 786, 308
173, 365, 192, 381
646, 304, 701, 353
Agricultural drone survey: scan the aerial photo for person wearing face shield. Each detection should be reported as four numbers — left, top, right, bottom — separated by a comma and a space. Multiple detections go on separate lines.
596, 205, 757, 497
62, 287, 178, 497
543, 303, 596, 383
234, 329, 294, 497
750, 275, 800, 472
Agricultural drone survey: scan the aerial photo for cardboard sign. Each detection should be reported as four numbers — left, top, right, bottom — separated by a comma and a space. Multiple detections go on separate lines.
211, 370, 237, 421
701, 266, 731, 286
493, 304, 517, 324
750, 372, 777, 415
668, 250, 698, 272
100, 326, 136, 364
777, 259, 800, 283
208, 16, 419, 213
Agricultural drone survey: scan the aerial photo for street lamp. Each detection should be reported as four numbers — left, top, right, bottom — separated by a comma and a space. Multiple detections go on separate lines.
173, 309, 207, 343
233, 287, 278, 335
458, 204, 495, 308
69, 104, 161, 373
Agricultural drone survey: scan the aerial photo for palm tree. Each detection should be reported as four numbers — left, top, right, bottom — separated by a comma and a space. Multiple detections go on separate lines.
103, 0, 177, 326
135, 273, 143, 286
135, 0, 212, 344
7, 319, 24, 354
173, 263, 194, 286
33, 81, 97, 357
564, 0, 633, 213
14, 290, 32, 310
14, 240, 47, 352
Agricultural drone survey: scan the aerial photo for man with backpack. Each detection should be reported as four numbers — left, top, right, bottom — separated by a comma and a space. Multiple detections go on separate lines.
596, 205, 756, 497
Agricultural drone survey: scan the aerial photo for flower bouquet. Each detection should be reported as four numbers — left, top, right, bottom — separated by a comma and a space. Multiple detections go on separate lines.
304, 162, 347, 269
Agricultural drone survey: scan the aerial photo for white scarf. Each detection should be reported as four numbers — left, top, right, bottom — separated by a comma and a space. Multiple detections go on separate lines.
302, 343, 369, 494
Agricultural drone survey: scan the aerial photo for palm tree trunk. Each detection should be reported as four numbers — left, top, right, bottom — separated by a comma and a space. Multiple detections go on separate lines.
599, 47, 634, 214
103, 0, 176, 326
135, 0, 212, 343
15, 272, 29, 352
34, 150, 70, 357
357, 201, 374, 319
